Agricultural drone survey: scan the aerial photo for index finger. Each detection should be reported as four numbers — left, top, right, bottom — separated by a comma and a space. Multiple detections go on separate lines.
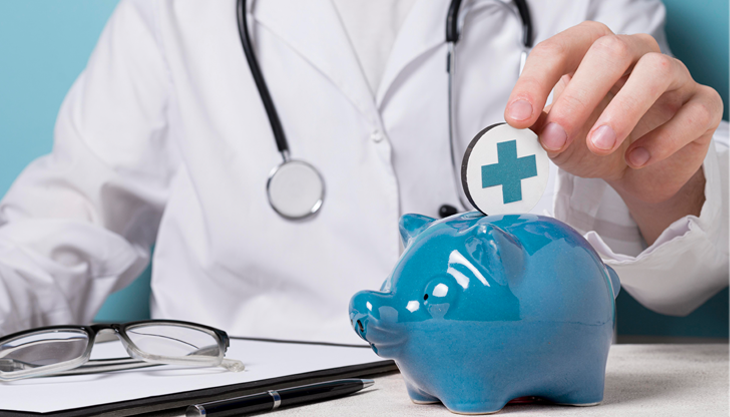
504, 21, 614, 128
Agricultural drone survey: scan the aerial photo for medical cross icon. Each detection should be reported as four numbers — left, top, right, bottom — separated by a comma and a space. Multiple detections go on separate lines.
481, 140, 537, 204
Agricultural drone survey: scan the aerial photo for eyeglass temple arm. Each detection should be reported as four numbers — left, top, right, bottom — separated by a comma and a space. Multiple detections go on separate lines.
54, 357, 161, 376
53, 346, 245, 376
0, 357, 159, 375
54, 357, 244, 376
1, 341, 245, 377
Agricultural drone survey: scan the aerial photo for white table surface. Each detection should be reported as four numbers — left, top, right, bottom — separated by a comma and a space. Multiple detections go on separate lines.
269, 344, 729, 417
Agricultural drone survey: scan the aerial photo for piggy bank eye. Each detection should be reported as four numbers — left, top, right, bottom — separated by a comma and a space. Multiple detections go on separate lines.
423, 276, 459, 319
425, 282, 450, 300
424, 277, 454, 299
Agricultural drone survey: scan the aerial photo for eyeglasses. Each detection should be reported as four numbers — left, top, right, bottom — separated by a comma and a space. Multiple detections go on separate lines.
0, 320, 244, 382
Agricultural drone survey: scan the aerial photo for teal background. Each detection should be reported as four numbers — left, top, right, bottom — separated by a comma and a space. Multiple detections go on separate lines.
663, 0, 729, 121
0, 1, 727, 334
615, 0, 729, 340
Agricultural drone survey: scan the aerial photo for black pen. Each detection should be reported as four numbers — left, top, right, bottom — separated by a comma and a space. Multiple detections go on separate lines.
186, 378, 374, 417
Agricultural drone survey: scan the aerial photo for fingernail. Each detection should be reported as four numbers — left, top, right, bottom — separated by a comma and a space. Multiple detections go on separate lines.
540, 123, 567, 151
590, 125, 616, 151
508, 100, 533, 121
628, 147, 650, 167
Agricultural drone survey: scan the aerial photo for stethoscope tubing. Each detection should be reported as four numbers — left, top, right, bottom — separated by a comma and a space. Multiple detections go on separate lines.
447, 0, 531, 46
237, 0, 290, 161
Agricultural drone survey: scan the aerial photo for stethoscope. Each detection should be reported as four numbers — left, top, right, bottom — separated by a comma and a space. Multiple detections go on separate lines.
236, 0, 533, 220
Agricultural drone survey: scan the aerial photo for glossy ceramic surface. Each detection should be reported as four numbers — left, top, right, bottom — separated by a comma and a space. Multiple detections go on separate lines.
349, 212, 620, 414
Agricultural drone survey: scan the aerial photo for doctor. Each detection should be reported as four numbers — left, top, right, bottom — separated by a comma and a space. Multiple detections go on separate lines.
0, 0, 726, 344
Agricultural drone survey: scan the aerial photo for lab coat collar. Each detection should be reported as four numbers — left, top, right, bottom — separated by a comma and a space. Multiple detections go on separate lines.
251, 0, 380, 127
250, 0, 448, 125
376, 0, 450, 107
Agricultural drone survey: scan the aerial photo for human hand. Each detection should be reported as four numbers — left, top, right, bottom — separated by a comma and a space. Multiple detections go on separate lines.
503, 22, 723, 243
504, 21, 722, 203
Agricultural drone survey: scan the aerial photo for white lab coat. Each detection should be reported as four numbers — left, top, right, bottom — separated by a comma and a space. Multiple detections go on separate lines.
0, 0, 727, 344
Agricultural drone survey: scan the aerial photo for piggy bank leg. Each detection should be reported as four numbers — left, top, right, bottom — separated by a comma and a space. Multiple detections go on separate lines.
404, 381, 440, 404
549, 381, 604, 406
440, 397, 507, 415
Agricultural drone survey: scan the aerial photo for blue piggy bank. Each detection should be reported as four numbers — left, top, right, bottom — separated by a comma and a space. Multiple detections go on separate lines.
349, 212, 620, 414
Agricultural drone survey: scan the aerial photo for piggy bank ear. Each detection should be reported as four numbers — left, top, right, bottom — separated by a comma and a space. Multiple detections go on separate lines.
471, 223, 526, 285
399, 214, 436, 247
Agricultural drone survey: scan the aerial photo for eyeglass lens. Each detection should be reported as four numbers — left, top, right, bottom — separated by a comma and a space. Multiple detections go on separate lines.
0, 330, 89, 374
0, 322, 227, 381
124, 324, 221, 359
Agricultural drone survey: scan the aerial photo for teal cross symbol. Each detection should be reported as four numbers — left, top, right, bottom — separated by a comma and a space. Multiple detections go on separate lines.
481, 140, 537, 204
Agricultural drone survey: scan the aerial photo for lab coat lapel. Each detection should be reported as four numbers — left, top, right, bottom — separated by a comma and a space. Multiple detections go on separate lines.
252, 0, 380, 126
376, 0, 449, 107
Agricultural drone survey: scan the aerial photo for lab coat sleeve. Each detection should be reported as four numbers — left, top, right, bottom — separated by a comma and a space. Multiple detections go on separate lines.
552, 0, 729, 316
0, 0, 175, 335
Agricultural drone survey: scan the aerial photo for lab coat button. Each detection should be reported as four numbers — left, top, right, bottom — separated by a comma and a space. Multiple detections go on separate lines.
371, 131, 384, 143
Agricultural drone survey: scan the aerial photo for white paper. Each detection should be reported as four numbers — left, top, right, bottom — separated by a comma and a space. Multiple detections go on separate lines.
0, 338, 383, 413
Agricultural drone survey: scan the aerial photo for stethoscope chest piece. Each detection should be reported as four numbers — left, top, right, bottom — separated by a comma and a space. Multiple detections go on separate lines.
461, 123, 548, 216
267, 160, 325, 220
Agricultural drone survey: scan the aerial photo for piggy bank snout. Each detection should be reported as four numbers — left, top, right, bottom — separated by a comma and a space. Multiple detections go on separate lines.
349, 290, 390, 342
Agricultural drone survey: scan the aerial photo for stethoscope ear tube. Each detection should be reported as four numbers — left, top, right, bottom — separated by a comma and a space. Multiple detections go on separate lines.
237, 0, 289, 158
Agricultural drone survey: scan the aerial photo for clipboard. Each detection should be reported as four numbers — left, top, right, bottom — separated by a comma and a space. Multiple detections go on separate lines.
0, 336, 398, 417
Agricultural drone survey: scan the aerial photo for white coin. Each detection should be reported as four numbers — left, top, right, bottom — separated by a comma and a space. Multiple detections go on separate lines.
461, 123, 548, 216
267, 160, 325, 219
